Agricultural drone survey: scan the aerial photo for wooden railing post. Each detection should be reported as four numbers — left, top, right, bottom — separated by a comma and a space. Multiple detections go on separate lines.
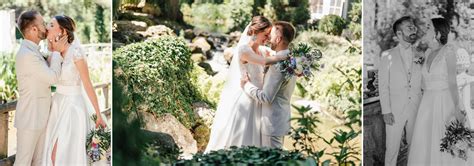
0, 112, 8, 159
103, 84, 109, 109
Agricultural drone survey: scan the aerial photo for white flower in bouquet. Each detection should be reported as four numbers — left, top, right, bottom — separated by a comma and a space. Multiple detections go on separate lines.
454, 140, 469, 151
294, 57, 305, 76
92, 136, 101, 144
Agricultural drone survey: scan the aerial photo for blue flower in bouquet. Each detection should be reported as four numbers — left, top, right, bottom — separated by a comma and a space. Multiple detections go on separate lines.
276, 43, 322, 80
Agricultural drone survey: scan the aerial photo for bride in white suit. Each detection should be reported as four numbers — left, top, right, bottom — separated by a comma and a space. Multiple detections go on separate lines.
41, 15, 106, 165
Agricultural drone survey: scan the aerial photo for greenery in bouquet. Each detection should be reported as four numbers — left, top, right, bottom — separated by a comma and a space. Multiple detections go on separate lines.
276, 43, 322, 80
440, 120, 474, 160
87, 115, 111, 163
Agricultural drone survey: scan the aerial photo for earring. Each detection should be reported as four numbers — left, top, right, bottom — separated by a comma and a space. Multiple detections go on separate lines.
252, 35, 257, 41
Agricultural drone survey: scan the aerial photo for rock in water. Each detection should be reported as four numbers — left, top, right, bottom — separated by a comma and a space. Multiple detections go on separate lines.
115, 20, 148, 32
191, 53, 206, 63
192, 37, 211, 52
192, 102, 215, 127
224, 47, 234, 64
198, 62, 216, 76
184, 29, 195, 39
192, 37, 212, 58
138, 25, 175, 39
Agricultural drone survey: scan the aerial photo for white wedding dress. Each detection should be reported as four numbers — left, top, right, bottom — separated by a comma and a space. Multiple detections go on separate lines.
42, 42, 94, 165
407, 45, 471, 165
205, 25, 264, 152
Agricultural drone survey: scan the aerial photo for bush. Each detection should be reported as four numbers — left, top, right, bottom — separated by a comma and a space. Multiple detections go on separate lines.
113, 35, 202, 128
181, 3, 230, 33
290, 105, 360, 165
112, 62, 150, 166
113, 61, 182, 165
347, 0, 362, 40
0, 52, 17, 103
318, 15, 346, 36
290, 0, 311, 25
292, 30, 361, 123
228, 0, 253, 32
174, 146, 316, 165
190, 64, 225, 107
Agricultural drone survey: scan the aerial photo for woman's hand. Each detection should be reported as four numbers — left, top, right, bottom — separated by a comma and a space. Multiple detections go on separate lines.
264, 50, 271, 57
455, 107, 466, 123
96, 115, 107, 129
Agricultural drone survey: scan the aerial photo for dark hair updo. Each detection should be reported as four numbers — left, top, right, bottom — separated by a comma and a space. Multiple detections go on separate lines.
431, 18, 450, 45
54, 15, 76, 43
247, 16, 272, 36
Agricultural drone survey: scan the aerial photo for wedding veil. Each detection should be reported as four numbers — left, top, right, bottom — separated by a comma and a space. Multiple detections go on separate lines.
204, 23, 251, 152
71, 33, 108, 130
215, 23, 251, 116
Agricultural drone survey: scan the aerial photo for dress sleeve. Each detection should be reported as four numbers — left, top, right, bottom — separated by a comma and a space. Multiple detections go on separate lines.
72, 46, 86, 62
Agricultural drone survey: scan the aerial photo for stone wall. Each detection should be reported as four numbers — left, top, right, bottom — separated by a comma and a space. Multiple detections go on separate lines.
363, 99, 385, 166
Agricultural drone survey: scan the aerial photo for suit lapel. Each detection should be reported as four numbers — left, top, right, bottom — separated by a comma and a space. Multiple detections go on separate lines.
392, 45, 408, 83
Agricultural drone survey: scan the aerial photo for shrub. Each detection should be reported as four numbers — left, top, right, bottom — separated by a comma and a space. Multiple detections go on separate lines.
113, 61, 182, 165
290, 0, 311, 25
113, 35, 202, 128
228, 0, 253, 32
257, 0, 310, 26
347, 0, 362, 40
174, 146, 316, 165
190, 64, 225, 107
181, 3, 230, 33
292, 31, 360, 116
0, 52, 17, 103
112, 62, 150, 166
318, 15, 346, 36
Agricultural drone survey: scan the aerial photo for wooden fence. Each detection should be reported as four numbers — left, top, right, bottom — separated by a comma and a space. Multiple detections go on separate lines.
0, 82, 111, 160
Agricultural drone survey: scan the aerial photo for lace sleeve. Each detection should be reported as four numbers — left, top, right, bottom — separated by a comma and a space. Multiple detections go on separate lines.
72, 46, 86, 62
237, 44, 250, 57
236, 44, 249, 74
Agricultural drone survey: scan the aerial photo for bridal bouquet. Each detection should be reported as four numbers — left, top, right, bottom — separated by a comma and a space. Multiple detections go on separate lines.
86, 115, 111, 164
440, 120, 474, 160
276, 43, 322, 80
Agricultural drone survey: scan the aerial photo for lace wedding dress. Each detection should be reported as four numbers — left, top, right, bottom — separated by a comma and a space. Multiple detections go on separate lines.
42, 43, 93, 165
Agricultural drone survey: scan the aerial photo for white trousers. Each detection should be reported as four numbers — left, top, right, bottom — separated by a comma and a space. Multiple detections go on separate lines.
14, 128, 45, 166
384, 117, 415, 166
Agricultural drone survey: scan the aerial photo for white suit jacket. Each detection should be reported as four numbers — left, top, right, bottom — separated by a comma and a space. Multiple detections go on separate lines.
378, 44, 423, 122
243, 49, 297, 136
15, 40, 63, 130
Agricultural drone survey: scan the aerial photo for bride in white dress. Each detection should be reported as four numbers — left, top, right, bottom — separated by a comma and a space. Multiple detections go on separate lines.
42, 15, 106, 165
205, 16, 288, 152
407, 18, 470, 165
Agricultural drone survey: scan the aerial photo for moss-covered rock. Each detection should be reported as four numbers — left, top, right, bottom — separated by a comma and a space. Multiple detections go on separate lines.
114, 35, 203, 128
